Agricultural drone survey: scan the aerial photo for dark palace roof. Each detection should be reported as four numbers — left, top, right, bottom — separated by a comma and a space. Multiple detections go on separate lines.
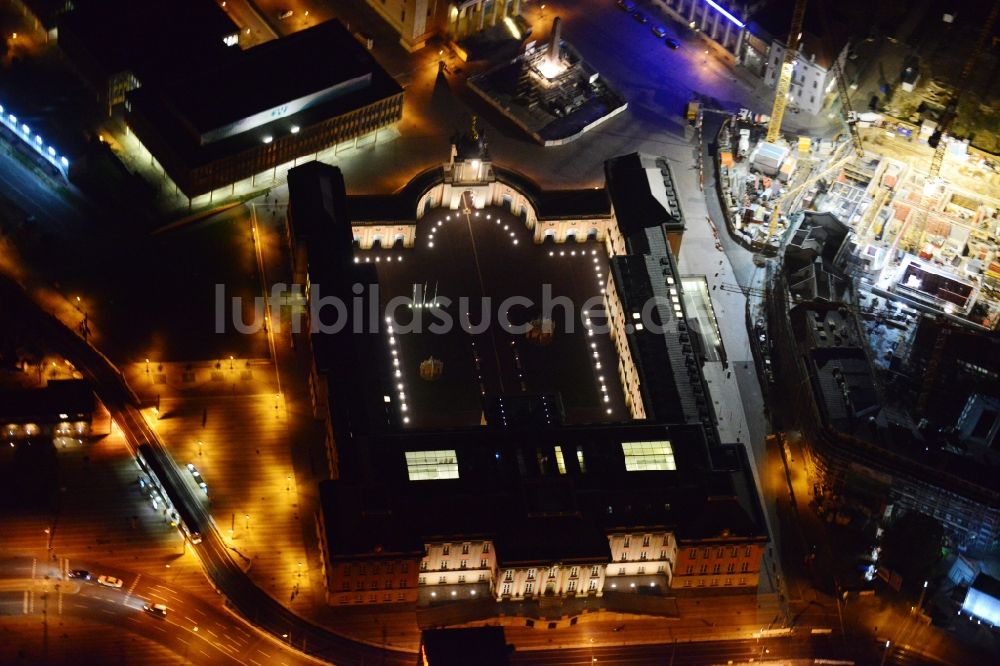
421, 627, 510, 666
0, 379, 94, 422
59, 0, 237, 77
127, 21, 402, 169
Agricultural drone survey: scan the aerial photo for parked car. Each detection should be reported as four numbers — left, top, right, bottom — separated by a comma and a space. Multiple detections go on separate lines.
68, 569, 91, 580
97, 575, 124, 589
616, 0, 636, 11
143, 603, 168, 618
652, 25, 667, 38
665, 38, 680, 49
631, 10, 648, 23
278, 10, 294, 20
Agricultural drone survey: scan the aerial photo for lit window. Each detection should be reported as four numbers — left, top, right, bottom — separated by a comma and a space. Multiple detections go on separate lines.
622, 441, 676, 471
404, 450, 459, 480
554, 446, 566, 474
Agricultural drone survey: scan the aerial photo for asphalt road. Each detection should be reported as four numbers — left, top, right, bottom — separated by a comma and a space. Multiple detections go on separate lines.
1, 274, 415, 666
0, 557, 311, 666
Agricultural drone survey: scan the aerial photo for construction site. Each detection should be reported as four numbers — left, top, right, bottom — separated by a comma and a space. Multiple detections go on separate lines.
712, 0, 1000, 576
714, 0, 1000, 332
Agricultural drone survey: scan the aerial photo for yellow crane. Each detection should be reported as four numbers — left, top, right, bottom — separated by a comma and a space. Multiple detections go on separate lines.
928, 0, 1000, 178
760, 142, 854, 249
765, 0, 808, 144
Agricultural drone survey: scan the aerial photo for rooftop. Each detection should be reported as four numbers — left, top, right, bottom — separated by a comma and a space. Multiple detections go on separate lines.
604, 154, 685, 241
357, 205, 628, 428
293, 161, 769, 566
420, 627, 510, 666
749, 0, 852, 69
126, 20, 402, 170
0, 379, 94, 423
971, 573, 1000, 600
58, 0, 238, 79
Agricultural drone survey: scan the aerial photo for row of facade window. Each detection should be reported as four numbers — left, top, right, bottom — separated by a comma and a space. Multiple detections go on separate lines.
618, 550, 668, 562
618, 535, 667, 548
439, 542, 489, 556
681, 577, 748, 587
420, 573, 489, 585
503, 565, 600, 582
422, 558, 489, 571
687, 546, 754, 560
612, 565, 666, 575
339, 592, 407, 604
685, 562, 750, 575
500, 579, 600, 596
342, 562, 409, 576
342, 578, 409, 591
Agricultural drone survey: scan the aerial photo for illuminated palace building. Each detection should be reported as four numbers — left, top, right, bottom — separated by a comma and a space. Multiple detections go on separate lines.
365, 0, 530, 53
55, 0, 402, 201
289, 127, 769, 614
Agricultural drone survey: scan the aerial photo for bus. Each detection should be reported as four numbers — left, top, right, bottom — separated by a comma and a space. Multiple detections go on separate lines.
136, 444, 203, 544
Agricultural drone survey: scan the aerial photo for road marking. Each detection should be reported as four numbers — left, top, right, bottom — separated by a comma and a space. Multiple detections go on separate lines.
31, 558, 36, 581
72, 603, 88, 609
185, 615, 198, 624
177, 638, 190, 646
198, 649, 210, 657
23, 590, 29, 614
101, 609, 115, 615
256, 649, 271, 657
193, 607, 207, 616
124, 573, 142, 605
206, 628, 219, 638
247, 659, 263, 666
58, 588, 63, 615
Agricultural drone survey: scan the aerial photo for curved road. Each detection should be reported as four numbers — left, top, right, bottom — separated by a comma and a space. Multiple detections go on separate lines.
2, 275, 413, 665
0, 556, 293, 665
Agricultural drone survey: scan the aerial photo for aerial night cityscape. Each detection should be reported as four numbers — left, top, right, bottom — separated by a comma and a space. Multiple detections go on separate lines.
2, 0, 1000, 665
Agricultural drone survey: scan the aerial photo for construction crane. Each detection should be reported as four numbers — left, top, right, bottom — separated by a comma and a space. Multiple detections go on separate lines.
816, 0, 863, 159
858, 184, 893, 238
928, 0, 1000, 178
760, 142, 855, 248
765, 0, 808, 144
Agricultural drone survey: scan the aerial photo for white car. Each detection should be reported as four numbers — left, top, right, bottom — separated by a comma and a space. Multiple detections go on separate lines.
278, 9, 294, 20
97, 575, 124, 589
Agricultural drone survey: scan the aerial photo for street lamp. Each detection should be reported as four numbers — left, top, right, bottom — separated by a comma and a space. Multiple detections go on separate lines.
245, 513, 250, 531
914, 579, 929, 615
879, 640, 891, 666
198, 440, 203, 457
229, 355, 234, 370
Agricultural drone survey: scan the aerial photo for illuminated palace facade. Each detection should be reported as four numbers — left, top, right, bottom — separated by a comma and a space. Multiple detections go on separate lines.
288, 128, 768, 612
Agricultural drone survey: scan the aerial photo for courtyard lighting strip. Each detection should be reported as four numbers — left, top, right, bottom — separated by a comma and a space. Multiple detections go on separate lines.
0, 101, 70, 177
427, 214, 450, 249
384, 317, 410, 424
588, 248, 613, 415
511, 340, 527, 391
545, 247, 613, 417
471, 340, 487, 397
356, 255, 403, 263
